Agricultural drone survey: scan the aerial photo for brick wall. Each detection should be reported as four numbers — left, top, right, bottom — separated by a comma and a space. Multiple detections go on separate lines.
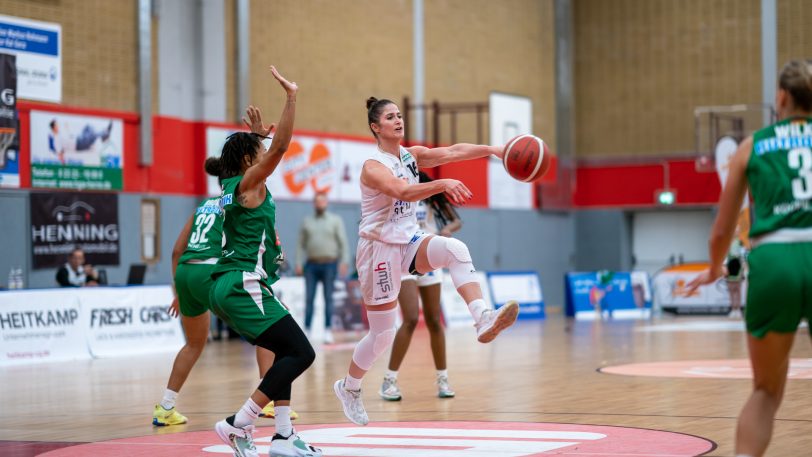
777, 0, 812, 73
248, 0, 413, 138
574, 0, 762, 158
2, 0, 140, 112
425, 0, 556, 149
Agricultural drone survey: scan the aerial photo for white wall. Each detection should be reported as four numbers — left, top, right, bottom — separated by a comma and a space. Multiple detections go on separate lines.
632, 210, 714, 275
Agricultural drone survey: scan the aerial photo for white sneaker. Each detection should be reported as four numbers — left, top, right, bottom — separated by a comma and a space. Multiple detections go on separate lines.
323, 329, 334, 344
268, 429, 322, 457
333, 379, 369, 425
475, 301, 519, 343
437, 375, 455, 398
728, 309, 743, 319
214, 419, 259, 457
379, 376, 402, 401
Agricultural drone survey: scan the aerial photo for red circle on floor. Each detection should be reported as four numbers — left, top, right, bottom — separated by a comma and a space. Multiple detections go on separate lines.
601, 358, 812, 379
40, 421, 714, 456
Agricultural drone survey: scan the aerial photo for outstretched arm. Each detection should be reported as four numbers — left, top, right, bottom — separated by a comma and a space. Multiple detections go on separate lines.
240, 66, 298, 193
687, 137, 752, 292
361, 160, 472, 205
410, 143, 503, 169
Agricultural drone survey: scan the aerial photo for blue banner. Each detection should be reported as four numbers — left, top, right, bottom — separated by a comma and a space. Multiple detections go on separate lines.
0, 20, 59, 57
565, 271, 650, 318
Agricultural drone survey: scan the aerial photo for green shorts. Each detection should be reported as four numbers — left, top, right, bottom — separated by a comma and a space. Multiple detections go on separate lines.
746, 242, 812, 338
209, 270, 289, 343
174, 262, 215, 317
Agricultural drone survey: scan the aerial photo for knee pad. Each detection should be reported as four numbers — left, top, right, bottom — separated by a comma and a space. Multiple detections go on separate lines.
427, 236, 472, 268
351, 308, 398, 370
427, 236, 477, 288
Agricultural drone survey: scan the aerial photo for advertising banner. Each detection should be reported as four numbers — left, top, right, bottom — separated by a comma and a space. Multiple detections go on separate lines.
30, 110, 123, 190
206, 127, 372, 202
272, 276, 366, 342
0, 290, 88, 365
30, 192, 120, 269
0, 52, 19, 188
0, 15, 61, 103
565, 271, 650, 319
82, 286, 184, 358
488, 271, 545, 319
652, 265, 740, 312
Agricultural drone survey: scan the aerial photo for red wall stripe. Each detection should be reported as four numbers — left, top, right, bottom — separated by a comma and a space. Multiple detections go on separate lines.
14, 102, 721, 209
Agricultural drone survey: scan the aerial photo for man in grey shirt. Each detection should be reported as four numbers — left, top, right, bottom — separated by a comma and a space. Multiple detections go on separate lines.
296, 192, 349, 343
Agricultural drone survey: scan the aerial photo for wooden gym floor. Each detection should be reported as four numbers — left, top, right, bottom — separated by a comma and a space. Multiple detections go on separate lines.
1, 311, 810, 456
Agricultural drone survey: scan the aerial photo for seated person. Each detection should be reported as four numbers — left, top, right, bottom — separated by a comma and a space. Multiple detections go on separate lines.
55, 247, 99, 287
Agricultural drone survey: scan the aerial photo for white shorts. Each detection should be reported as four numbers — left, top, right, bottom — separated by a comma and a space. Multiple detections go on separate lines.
402, 268, 444, 287
357, 232, 430, 306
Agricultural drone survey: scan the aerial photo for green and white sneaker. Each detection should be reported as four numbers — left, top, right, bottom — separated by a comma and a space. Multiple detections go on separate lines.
379, 375, 402, 401
437, 375, 455, 398
268, 429, 322, 457
214, 419, 259, 457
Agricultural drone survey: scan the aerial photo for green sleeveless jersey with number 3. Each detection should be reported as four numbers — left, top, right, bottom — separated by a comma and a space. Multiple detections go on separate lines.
178, 197, 223, 264
748, 117, 812, 238
213, 176, 284, 283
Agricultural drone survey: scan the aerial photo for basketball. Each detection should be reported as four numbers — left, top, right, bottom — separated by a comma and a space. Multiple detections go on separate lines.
502, 134, 551, 182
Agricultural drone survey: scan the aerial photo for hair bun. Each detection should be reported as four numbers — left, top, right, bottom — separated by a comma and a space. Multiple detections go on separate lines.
366, 97, 379, 110
204, 157, 223, 178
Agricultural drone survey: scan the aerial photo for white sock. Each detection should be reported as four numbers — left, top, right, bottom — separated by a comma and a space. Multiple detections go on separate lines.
467, 299, 488, 322
233, 398, 261, 428
274, 405, 293, 437
344, 374, 363, 391
160, 389, 178, 410
385, 369, 398, 380
436, 369, 448, 379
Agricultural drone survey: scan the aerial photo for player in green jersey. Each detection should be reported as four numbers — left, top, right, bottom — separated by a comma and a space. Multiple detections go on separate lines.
689, 60, 812, 457
206, 66, 321, 457
152, 193, 299, 425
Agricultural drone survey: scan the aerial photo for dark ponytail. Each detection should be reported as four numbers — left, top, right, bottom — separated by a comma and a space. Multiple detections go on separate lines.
204, 132, 263, 180
418, 171, 460, 229
366, 96, 395, 138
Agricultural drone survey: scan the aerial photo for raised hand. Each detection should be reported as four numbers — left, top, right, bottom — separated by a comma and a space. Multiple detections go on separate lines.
270, 65, 298, 97
242, 105, 276, 137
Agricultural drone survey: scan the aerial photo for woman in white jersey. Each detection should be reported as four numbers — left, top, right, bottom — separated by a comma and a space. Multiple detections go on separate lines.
379, 171, 462, 401
334, 97, 519, 425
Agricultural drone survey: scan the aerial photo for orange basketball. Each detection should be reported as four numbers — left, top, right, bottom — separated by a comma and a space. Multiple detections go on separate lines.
502, 134, 551, 182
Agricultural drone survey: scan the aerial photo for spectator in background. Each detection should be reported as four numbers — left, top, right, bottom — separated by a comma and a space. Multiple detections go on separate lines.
296, 191, 349, 344
56, 247, 99, 287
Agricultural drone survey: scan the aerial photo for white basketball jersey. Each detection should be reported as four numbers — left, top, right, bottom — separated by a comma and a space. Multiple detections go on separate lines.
415, 200, 437, 234
359, 146, 420, 244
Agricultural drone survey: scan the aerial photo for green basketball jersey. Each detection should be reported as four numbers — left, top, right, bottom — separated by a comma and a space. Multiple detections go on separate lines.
212, 176, 284, 283
178, 197, 223, 264
748, 117, 812, 238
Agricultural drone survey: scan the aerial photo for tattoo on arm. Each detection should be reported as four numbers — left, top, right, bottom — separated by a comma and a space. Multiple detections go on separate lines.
238, 193, 249, 207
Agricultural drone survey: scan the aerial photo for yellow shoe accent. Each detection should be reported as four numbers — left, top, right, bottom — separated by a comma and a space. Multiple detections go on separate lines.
259, 401, 299, 420
152, 404, 188, 426
260, 401, 275, 418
